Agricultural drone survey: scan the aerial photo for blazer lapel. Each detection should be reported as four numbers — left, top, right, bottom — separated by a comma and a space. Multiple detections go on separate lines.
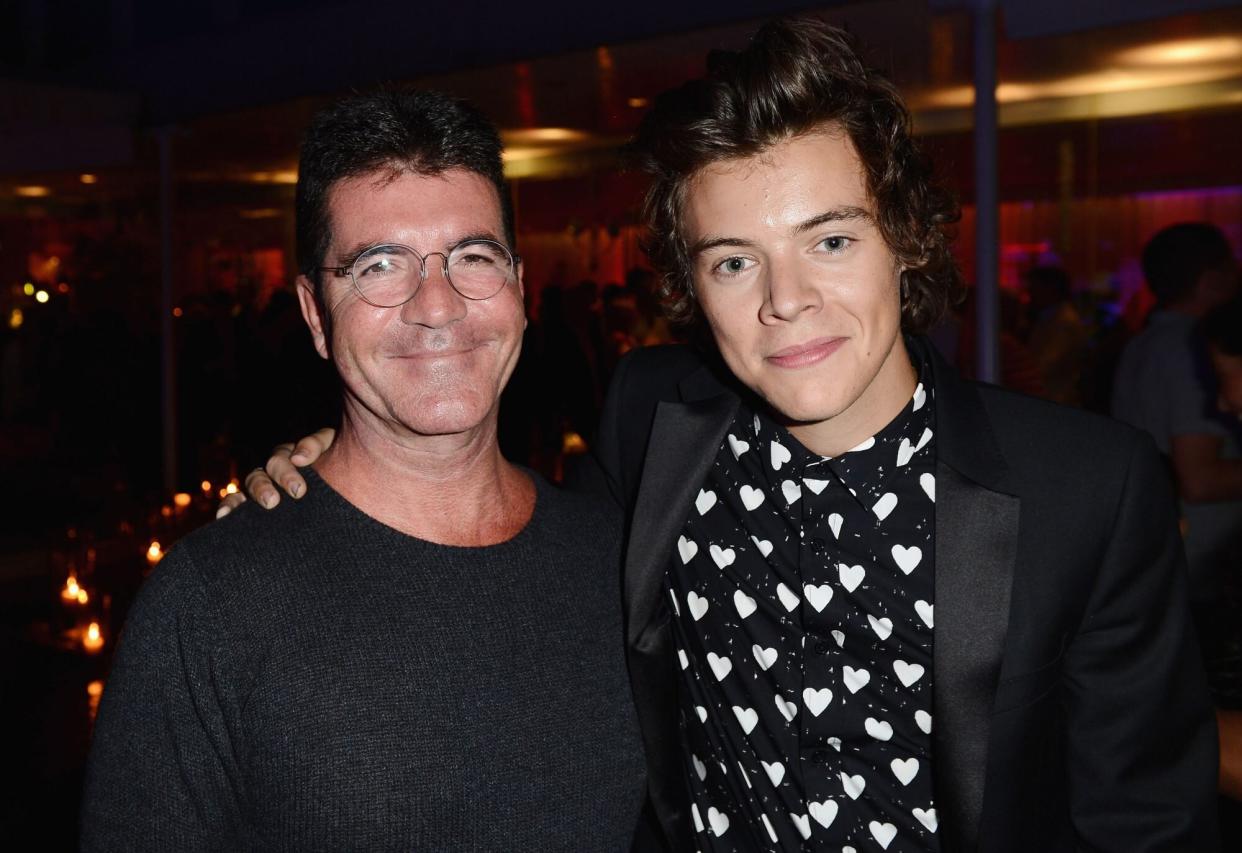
624, 374, 739, 648
918, 338, 1020, 852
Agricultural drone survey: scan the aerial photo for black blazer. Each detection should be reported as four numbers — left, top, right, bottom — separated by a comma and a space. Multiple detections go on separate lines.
590, 337, 1219, 852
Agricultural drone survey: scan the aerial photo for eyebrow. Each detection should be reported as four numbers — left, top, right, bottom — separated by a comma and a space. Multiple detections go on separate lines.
687, 206, 875, 259
333, 231, 505, 266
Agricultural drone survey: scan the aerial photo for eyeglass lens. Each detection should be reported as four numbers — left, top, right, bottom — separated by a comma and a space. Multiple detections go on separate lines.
350, 241, 514, 306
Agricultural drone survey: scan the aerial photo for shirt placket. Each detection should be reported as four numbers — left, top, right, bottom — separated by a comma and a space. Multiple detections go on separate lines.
795, 457, 850, 843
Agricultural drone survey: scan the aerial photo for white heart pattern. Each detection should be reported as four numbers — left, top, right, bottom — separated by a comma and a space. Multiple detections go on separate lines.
827, 736, 842, 751
802, 687, 833, 716
752, 644, 778, 671
896, 437, 916, 467
789, 813, 811, 840
677, 535, 698, 564
872, 491, 898, 520
804, 477, 830, 495
692, 803, 704, 833
808, 799, 838, 829
839, 563, 865, 592
776, 582, 800, 612
775, 695, 798, 722
695, 705, 708, 724
695, 489, 717, 515
891, 757, 920, 785
732, 705, 758, 734
770, 440, 792, 471
733, 589, 757, 619
761, 814, 777, 844
868, 614, 893, 640
678, 649, 688, 669
692, 753, 707, 781
849, 436, 876, 452
831, 629, 845, 648
762, 760, 785, 786
708, 806, 730, 837
690, 593, 710, 620
912, 381, 927, 411
687, 591, 709, 621
913, 807, 938, 832
709, 544, 736, 569
707, 652, 733, 681
915, 709, 933, 734
864, 716, 893, 741
920, 471, 935, 501
843, 665, 870, 693
828, 513, 843, 538
781, 479, 802, 505
727, 433, 750, 459
804, 583, 833, 612
750, 535, 774, 557
892, 544, 922, 574
869, 820, 898, 849
840, 771, 866, 799
915, 599, 934, 628
739, 485, 765, 511
894, 659, 925, 687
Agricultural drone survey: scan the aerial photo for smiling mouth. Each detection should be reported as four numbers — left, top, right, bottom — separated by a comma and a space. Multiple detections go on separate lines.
766, 337, 846, 368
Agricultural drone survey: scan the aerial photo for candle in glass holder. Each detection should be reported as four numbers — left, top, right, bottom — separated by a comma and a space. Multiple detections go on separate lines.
146, 540, 164, 566
173, 492, 192, 512
83, 622, 105, 653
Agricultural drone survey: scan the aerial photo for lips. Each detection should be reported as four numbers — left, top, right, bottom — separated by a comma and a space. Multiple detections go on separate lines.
766, 336, 845, 368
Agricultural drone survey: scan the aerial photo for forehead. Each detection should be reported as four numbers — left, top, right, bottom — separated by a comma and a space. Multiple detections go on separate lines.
326, 167, 504, 248
682, 128, 872, 236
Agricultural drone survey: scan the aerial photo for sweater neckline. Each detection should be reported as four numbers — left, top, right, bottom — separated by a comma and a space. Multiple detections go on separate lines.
298, 464, 545, 553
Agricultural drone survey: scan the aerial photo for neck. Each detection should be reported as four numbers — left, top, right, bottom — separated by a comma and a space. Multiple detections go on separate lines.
786, 335, 918, 457
315, 405, 534, 546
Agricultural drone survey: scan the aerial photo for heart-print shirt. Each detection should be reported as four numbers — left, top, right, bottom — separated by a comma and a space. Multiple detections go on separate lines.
667, 355, 939, 852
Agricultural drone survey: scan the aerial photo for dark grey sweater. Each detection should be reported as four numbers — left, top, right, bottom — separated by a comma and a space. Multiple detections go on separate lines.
81, 469, 647, 852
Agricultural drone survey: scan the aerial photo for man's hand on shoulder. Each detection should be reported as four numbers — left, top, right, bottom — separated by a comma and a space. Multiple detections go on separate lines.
216, 427, 336, 518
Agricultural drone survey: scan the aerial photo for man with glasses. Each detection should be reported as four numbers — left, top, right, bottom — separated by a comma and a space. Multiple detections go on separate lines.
80, 89, 647, 851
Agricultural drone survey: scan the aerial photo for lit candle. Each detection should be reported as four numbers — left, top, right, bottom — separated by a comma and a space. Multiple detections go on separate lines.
86, 679, 104, 721
83, 622, 105, 653
146, 540, 164, 566
60, 575, 82, 603
200, 480, 213, 495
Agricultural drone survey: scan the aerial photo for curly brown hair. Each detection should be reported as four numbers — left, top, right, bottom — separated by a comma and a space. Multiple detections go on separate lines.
628, 17, 961, 335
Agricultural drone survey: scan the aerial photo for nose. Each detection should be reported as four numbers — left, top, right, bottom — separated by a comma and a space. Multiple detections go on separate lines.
398, 253, 466, 328
760, 256, 821, 323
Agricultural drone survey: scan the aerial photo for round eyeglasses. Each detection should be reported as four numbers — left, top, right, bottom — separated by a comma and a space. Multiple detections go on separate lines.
318, 239, 520, 307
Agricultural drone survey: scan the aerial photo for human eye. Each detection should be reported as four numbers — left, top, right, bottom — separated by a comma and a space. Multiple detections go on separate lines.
354, 246, 408, 278
817, 235, 854, 254
710, 255, 756, 278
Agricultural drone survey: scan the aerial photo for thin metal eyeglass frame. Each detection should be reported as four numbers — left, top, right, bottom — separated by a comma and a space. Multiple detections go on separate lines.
316, 239, 521, 307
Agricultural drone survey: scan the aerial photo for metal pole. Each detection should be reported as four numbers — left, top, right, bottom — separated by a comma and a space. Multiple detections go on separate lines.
973, 0, 1000, 384
157, 126, 177, 492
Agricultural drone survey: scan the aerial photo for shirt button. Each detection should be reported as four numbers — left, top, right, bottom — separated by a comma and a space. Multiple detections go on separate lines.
808, 537, 827, 555
813, 640, 834, 655
810, 750, 831, 765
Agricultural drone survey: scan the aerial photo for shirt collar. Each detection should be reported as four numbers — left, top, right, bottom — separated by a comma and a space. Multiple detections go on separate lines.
747, 345, 935, 507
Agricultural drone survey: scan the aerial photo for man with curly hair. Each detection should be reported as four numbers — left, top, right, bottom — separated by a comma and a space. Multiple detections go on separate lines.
597, 17, 1217, 852
239, 18, 1218, 852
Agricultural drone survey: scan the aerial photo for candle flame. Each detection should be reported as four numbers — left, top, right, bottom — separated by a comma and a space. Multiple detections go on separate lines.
173, 492, 192, 508
83, 621, 104, 653
147, 541, 163, 565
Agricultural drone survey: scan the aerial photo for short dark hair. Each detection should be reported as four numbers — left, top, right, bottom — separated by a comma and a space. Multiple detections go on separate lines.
629, 17, 961, 335
1142, 222, 1234, 306
295, 88, 513, 296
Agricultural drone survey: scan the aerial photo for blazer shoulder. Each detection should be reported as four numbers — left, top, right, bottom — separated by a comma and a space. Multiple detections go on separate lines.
973, 382, 1155, 470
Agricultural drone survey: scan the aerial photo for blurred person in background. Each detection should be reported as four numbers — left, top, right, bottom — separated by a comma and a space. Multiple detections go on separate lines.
1024, 265, 1089, 406
1112, 222, 1242, 609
